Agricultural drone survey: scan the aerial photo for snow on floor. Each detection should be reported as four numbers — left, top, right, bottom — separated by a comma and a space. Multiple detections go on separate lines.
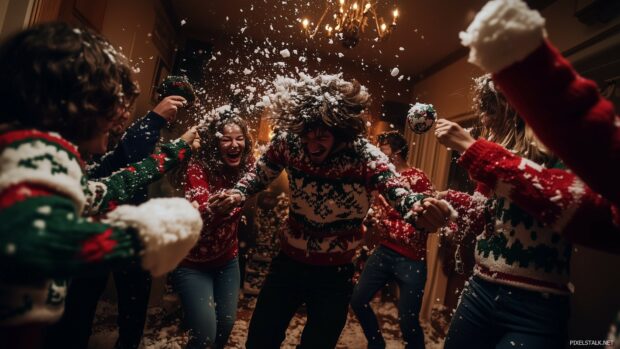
88, 295, 446, 349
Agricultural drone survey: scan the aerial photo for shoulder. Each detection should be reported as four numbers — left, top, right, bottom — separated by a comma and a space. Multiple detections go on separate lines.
0, 130, 86, 210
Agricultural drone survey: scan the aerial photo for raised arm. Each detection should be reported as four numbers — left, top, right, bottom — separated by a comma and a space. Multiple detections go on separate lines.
231, 131, 287, 202
85, 138, 191, 215
458, 138, 620, 253
88, 111, 167, 179
459, 0, 620, 205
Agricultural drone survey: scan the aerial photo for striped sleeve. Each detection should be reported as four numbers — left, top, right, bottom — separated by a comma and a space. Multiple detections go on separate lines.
85, 139, 191, 215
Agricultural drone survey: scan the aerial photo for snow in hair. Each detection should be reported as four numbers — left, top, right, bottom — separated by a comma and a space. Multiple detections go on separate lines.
262, 72, 371, 136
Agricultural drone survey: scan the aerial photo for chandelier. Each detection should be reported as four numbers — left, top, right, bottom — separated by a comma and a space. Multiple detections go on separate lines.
300, 0, 399, 48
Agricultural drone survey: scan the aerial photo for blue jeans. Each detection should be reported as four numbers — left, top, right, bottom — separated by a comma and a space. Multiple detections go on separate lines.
444, 276, 570, 349
171, 258, 240, 349
350, 245, 427, 349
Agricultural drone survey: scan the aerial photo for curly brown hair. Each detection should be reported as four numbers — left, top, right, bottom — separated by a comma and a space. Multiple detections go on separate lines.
377, 131, 408, 160
0, 22, 140, 143
269, 73, 371, 142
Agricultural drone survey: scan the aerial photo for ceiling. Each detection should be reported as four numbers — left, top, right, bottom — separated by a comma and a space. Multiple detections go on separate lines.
167, 0, 492, 78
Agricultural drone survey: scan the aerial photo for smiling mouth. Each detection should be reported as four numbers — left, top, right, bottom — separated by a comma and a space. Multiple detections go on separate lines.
308, 149, 325, 159
224, 150, 241, 162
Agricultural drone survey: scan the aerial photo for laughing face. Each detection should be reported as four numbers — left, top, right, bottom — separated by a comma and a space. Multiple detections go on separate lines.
218, 123, 246, 168
302, 128, 335, 164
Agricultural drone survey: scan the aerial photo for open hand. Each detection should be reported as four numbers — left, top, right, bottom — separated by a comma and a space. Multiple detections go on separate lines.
434, 119, 476, 153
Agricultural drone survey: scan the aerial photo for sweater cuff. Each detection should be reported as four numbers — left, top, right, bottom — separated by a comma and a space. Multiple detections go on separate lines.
457, 139, 493, 173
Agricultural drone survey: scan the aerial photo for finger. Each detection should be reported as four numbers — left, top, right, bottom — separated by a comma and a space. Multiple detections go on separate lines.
167, 95, 188, 103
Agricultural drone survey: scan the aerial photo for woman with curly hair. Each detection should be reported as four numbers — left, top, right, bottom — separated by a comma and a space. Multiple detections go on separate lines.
170, 108, 254, 349
210, 73, 453, 349
0, 22, 201, 347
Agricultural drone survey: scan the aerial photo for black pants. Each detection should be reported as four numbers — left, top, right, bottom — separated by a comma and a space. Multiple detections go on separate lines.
246, 253, 354, 349
45, 267, 151, 349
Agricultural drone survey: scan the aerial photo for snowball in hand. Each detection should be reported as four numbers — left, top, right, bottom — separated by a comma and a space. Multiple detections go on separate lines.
407, 103, 437, 134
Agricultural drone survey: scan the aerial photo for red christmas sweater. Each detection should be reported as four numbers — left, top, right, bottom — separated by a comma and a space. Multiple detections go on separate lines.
493, 40, 620, 211
180, 158, 254, 269
372, 168, 434, 260
444, 139, 620, 294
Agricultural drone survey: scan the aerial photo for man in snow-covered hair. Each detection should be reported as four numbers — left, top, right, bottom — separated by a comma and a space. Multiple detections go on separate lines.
210, 72, 453, 349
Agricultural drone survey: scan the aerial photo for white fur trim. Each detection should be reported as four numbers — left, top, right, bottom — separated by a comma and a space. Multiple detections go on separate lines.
459, 0, 546, 72
104, 198, 202, 277
0, 140, 86, 212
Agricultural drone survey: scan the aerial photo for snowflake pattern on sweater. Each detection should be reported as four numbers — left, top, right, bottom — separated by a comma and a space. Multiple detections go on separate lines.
233, 131, 427, 265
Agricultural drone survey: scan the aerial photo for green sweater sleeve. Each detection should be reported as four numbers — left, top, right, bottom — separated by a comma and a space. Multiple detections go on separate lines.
0, 187, 143, 278
85, 139, 190, 215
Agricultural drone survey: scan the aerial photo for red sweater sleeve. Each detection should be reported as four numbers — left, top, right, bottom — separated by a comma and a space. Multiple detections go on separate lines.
459, 139, 620, 253
442, 189, 487, 244
185, 160, 211, 217
493, 40, 620, 206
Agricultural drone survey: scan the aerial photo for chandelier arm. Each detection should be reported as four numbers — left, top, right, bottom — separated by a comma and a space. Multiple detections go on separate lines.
310, 1, 331, 38
370, 7, 384, 39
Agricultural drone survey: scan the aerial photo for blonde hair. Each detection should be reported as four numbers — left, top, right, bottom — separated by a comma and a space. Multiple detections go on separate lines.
471, 74, 556, 167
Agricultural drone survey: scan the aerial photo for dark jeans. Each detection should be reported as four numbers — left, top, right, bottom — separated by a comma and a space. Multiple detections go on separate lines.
444, 276, 570, 349
171, 258, 240, 349
246, 253, 354, 349
45, 266, 151, 349
350, 245, 427, 349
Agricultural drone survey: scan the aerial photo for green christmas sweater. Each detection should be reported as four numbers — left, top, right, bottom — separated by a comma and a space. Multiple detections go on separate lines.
233, 131, 428, 265
0, 129, 198, 326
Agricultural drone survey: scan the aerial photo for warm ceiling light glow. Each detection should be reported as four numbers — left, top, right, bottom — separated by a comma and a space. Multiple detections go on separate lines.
299, 0, 399, 48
